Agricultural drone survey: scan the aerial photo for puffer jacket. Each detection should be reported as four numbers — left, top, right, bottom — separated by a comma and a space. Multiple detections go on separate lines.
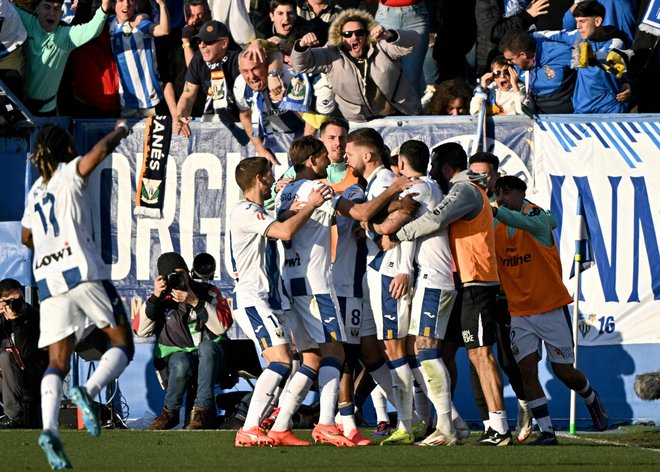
290, 8, 422, 121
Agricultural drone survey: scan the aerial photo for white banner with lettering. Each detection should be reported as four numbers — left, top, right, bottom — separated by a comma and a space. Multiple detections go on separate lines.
531, 116, 660, 345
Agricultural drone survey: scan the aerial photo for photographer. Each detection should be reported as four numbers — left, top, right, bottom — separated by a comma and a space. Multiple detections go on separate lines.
0, 279, 48, 429
134, 252, 232, 430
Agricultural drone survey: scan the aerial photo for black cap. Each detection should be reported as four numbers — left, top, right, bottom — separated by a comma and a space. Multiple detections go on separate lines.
193, 20, 230, 43
157, 252, 189, 277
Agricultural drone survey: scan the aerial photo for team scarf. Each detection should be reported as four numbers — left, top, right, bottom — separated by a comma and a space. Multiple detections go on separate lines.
280, 73, 312, 112
134, 115, 173, 218
639, 0, 660, 36
250, 90, 274, 139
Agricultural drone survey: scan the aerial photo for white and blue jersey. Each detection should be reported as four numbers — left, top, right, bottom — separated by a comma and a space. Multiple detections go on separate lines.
21, 158, 107, 300
402, 176, 455, 290
364, 166, 400, 277
333, 184, 367, 298
274, 179, 340, 296
229, 200, 289, 312
109, 16, 163, 109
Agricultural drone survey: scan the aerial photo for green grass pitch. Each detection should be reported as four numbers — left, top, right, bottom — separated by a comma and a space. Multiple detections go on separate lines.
1, 427, 659, 471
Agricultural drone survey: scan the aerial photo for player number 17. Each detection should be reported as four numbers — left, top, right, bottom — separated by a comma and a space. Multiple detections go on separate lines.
34, 193, 60, 237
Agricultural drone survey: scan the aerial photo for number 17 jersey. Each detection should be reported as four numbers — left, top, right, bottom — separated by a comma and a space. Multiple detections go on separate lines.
21, 158, 106, 300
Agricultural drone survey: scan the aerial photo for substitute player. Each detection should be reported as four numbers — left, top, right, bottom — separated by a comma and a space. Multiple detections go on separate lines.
493, 176, 608, 445
21, 122, 134, 469
230, 156, 332, 447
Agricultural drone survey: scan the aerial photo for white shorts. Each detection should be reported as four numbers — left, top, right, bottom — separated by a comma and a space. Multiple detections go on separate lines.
408, 277, 456, 340
366, 269, 411, 341
287, 293, 345, 352
337, 296, 376, 345
39, 281, 127, 349
233, 299, 289, 353
510, 306, 575, 364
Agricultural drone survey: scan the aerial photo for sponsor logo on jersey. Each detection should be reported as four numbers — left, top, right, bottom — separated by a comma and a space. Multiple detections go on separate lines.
499, 253, 532, 267
283, 253, 301, 267
35, 242, 73, 269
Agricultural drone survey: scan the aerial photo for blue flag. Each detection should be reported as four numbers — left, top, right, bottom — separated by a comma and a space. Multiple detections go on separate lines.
570, 193, 595, 278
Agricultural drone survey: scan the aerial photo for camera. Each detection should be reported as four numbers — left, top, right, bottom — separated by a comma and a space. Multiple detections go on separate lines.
166, 272, 187, 291
9, 298, 26, 314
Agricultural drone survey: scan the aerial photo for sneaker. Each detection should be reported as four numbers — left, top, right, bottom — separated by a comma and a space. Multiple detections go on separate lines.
268, 429, 311, 446
38, 430, 72, 470
346, 429, 373, 446
148, 407, 180, 430
185, 406, 215, 430
260, 406, 280, 431
0, 415, 23, 429
70, 386, 100, 437
373, 421, 391, 437
416, 428, 457, 446
517, 402, 533, 443
412, 421, 427, 441
312, 424, 355, 447
475, 427, 512, 446
380, 428, 415, 446
235, 426, 275, 447
586, 391, 608, 431
453, 417, 471, 440
528, 431, 559, 446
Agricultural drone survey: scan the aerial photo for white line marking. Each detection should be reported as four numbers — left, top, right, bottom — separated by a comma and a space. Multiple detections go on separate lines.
557, 432, 660, 453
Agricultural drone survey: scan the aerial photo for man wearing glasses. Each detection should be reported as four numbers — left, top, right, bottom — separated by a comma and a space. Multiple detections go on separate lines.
290, 8, 422, 122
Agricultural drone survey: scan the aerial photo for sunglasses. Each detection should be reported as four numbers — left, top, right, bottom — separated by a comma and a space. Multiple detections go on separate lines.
341, 29, 367, 39
492, 69, 510, 77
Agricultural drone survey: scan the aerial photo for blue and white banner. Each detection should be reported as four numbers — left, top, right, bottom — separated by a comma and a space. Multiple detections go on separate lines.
532, 115, 660, 345
70, 116, 532, 336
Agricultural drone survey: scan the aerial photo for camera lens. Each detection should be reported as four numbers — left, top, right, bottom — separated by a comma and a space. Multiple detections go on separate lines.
167, 272, 187, 291
9, 298, 25, 313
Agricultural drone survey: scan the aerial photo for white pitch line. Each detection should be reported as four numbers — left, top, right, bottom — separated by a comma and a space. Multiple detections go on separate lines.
557, 432, 660, 453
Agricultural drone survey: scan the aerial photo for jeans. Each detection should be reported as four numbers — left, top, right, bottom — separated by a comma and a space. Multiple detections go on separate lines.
375, 2, 430, 96
163, 340, 224, 410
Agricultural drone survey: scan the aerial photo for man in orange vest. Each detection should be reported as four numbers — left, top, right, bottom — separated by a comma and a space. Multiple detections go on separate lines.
377, 155, 510, 446
493, 175, 608, 445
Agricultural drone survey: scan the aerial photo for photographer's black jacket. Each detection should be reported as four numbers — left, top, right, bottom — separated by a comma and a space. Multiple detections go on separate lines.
133, 282, 232, 359
1, 303, 48, 367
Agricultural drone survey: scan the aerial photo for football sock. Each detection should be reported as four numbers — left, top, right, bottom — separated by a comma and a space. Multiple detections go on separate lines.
578, 379, 596, 404
366, 359, 399, 409
244, 362, 290, 429
489, 411, 508, 435
371, 386, 390, 424
527, 396, 553, 433
339, 402, 357, 435
418, 349, 453, 434
271, 364, 317, 432
85, 346, 130, 397
41, 369, 65, 436
408, 355, 430, 423
318, 357, 342, 425
388, 357, 413, 434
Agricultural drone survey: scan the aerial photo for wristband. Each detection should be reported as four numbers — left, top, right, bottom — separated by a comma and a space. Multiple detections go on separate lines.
268, 70, 280, 78
182, 42, 191, 48
117, 122, 130, 135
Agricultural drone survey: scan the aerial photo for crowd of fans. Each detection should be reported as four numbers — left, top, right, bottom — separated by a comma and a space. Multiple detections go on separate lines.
1, 0, 658, 134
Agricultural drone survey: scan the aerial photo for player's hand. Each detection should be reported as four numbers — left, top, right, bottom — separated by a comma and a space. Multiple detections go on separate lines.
371, 24, 392, 42
153, 276, 168, 298
299, 32, 319, 48
175, 116, 192, 137
397, 193, 420, 216
527, 0, 549, 17
276, 177, 294, 193
389, 273, 409, 299
352, 224, 366, 240
307, 184, 333, 208
616, 83, 631, 102
390, 175, 416, 194
101, 0, 111, 13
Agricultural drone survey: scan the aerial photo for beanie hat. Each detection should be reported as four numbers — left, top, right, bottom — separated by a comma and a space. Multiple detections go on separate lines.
157, 252, 189, 277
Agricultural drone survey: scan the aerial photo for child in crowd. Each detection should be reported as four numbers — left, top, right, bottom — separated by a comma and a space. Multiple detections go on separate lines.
108, 0, 170, 117
470, 55, 525, 116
